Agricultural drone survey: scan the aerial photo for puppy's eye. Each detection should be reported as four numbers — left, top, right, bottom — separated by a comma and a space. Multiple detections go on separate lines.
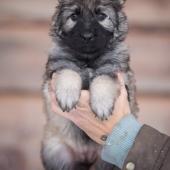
70, 14, 78, 21
70, 8, 80, 21
96, 13, 107, 21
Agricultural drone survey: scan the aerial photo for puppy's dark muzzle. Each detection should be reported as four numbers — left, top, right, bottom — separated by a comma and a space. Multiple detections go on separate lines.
81, 32, 94, 41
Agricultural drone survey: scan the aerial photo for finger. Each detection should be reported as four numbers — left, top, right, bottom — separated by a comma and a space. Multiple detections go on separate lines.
117, 72, 125, 88
77, 90, 90, 108
51, 73, 57, 91
117, 73, 128, 97
50, 90, 58, 112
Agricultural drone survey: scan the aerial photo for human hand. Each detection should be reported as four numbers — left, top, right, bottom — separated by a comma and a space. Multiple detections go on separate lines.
50, 73, 130, 145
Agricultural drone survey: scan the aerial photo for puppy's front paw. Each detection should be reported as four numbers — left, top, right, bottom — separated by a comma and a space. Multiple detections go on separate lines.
54, 69, 82, 112
90, 75, 120, 120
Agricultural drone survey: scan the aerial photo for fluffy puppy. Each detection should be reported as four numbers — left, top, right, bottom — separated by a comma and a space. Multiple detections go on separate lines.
42, 0, 138, 169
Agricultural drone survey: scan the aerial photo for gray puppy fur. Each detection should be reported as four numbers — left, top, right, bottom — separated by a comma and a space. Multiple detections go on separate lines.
42, 0, 138, 169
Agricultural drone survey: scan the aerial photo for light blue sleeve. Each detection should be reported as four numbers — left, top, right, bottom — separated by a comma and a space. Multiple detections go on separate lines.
101, 114, 142, 169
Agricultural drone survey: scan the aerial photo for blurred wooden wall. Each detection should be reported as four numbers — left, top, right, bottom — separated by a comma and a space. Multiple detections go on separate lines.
0, 0, 170, 170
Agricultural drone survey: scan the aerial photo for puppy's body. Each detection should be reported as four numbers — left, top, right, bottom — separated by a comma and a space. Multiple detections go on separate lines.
42, 0, 138, 169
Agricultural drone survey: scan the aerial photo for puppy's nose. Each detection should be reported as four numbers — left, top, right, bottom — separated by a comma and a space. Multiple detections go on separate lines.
81, 32, 94, 41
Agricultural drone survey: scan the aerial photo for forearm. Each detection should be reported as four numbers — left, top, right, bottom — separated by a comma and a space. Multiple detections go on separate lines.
101, 115, 170, 170
123, 125, 170, 170
101, 114, 142, 168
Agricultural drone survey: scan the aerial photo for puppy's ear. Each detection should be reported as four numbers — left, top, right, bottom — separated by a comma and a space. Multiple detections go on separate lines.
113, 0, 126, 6
119, 0, 126, 5
112, 0, 126, 8
58, 0, 63, 4
58, 0, 69, 4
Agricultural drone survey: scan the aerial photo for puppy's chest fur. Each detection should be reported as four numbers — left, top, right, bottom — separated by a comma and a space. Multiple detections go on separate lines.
48, 44, 129, 90
72, 55, 103, 89
75, 59, 121, 90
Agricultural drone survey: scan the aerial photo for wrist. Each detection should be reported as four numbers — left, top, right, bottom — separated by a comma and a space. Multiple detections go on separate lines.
101, 114, 142, 168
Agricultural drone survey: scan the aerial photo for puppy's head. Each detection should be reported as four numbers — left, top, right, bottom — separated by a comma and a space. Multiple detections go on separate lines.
51, 0, 128, 55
